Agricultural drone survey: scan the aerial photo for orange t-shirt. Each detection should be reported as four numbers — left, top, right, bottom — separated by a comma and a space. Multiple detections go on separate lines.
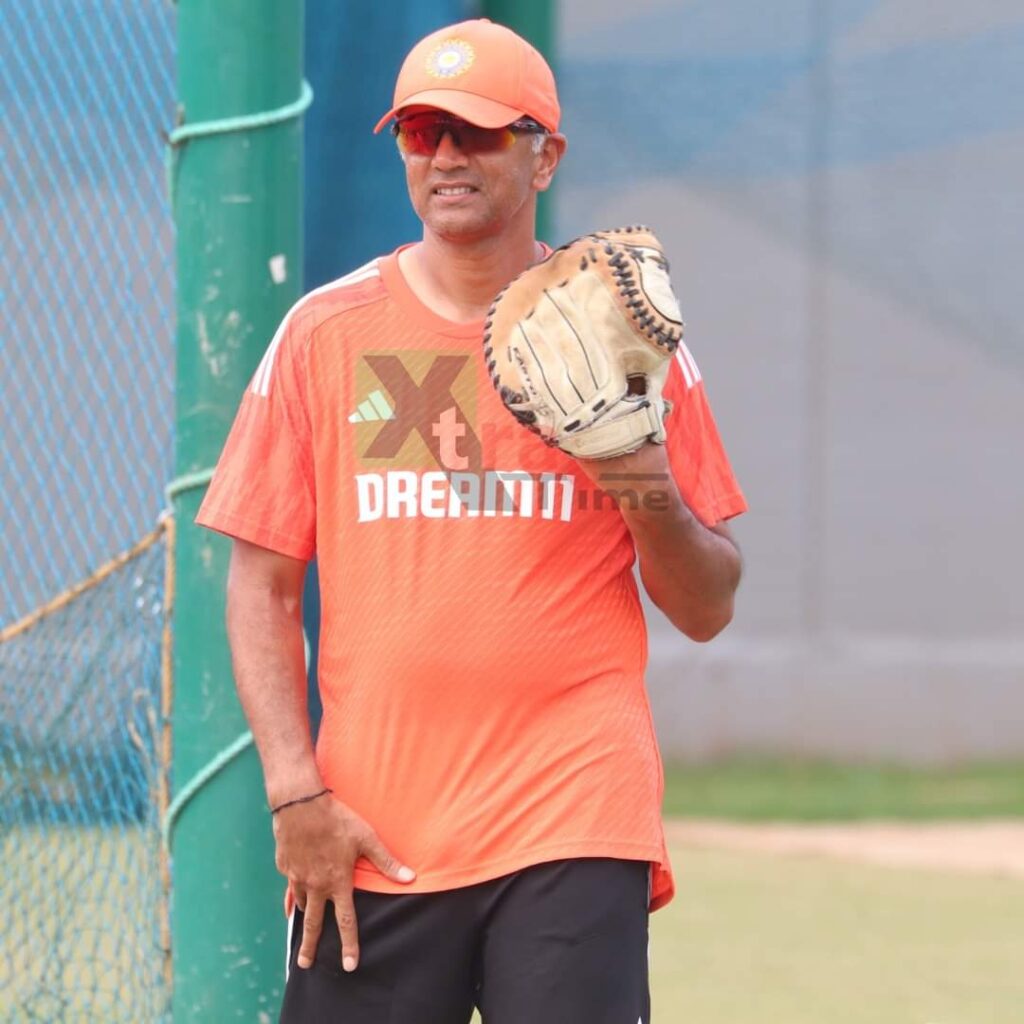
196, 246, 747, 911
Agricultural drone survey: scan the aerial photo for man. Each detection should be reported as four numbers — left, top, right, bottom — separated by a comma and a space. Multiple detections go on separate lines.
197, 18, 745, 1024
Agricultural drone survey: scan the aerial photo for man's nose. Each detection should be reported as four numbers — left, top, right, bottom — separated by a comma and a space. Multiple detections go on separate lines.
432, 130, 468, 168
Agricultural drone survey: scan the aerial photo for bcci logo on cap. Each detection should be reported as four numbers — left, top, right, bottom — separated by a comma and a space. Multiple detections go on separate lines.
425, 39, 475, 79
351, 350, 480, 470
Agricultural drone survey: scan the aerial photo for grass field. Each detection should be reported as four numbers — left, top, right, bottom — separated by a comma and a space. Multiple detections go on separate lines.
661, 757, 1024, 820
650, 758, 1024, 1021
649, 843, 1024, 1024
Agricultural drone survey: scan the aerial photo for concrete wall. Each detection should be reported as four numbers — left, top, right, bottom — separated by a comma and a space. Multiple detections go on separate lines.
556, 0, 1024, 763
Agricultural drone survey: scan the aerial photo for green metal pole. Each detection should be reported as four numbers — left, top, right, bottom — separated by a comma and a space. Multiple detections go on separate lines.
173, 2, 304, 1019
481, 0, 557, 242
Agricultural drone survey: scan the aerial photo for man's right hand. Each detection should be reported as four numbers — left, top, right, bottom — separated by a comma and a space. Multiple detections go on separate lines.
273, 793, 416, 972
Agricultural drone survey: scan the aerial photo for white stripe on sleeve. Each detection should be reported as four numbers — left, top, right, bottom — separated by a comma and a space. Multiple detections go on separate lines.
674, 342, 702, 390
251, 259, 381, 397
674, 348, 694, 389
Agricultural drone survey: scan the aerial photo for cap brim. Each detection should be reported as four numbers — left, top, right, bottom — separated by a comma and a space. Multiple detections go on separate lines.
373, 90, 525, 134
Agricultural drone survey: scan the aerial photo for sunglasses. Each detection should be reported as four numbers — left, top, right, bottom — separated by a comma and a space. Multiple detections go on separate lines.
392, 114, 547, 156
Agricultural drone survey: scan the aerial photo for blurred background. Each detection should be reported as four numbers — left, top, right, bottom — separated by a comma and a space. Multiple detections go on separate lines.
577, 0, 1024, 765
2, 1, 1021, 1021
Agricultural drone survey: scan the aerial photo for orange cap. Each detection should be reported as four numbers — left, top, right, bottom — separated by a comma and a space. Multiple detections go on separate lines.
373, 19, 560, 134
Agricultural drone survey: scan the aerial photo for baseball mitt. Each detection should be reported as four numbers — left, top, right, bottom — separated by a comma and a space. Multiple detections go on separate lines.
484, 226, 684, 460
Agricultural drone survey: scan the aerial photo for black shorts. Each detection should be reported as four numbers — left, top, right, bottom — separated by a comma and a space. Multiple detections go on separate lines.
280, 857, 652, 1024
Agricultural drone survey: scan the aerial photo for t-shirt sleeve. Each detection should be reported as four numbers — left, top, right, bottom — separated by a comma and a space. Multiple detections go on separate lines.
194, 307, 316, 560
662, 341, 748, 527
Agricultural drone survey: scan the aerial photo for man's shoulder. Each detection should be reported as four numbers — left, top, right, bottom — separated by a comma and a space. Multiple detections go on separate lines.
249, 257, 391, 397
290, 256, 389, 334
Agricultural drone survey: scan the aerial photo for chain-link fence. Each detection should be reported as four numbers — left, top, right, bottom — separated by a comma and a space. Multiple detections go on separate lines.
1, 2, 178, 1019
1, 0, 176, 623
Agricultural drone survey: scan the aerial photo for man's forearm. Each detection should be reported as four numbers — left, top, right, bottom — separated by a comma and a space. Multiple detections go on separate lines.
580, 445, 742, 641
621, 488, 741, 641
226, 568, 322, 807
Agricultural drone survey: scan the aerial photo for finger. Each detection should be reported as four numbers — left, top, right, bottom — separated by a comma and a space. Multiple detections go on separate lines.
296, 892, 325, 969
292, 885, 307, 913
334, 892, 360, 972
360, 833, 416, 884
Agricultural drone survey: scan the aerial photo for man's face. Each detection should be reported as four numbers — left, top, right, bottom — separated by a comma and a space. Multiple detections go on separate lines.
397, 111, 564, 243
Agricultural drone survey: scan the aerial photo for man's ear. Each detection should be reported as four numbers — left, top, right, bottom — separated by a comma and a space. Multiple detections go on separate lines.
532, 133, 567, 193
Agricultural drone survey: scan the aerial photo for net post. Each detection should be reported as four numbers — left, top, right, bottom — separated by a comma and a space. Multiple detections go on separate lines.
482, 0, 558, 242
159, 513, 176, 997
173, 1, 305, 1018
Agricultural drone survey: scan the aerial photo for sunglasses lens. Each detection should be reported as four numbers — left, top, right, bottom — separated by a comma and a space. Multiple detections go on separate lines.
464, 126, 516, 153
396, 121, 438, 155
396, 118, 516, 156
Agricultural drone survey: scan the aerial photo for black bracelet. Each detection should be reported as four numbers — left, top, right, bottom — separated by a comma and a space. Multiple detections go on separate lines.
270, 787, 332, 815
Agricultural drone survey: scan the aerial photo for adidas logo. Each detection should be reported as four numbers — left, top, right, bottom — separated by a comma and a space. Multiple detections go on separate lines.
348, 389, 395, 423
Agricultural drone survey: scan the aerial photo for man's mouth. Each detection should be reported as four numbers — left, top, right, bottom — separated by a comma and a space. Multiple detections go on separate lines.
434, 186, 476, 196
